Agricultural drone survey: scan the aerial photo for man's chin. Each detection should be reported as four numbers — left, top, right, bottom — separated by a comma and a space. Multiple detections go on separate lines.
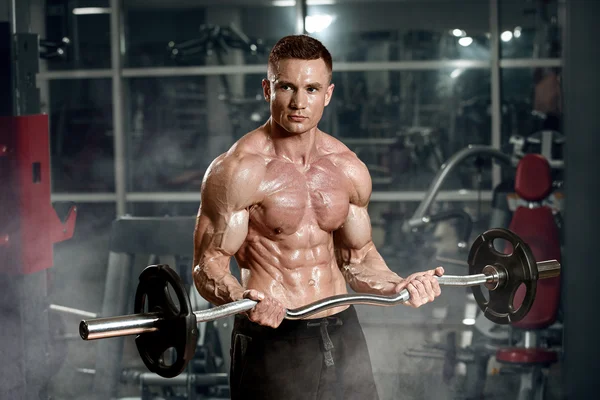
283, 122, 313, 135
271, 118, 314, 135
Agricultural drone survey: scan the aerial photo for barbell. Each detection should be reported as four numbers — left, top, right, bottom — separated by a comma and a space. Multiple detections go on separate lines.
78, 228, 560, 378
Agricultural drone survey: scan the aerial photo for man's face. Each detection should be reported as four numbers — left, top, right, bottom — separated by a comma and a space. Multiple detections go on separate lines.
262, 58, 335, 135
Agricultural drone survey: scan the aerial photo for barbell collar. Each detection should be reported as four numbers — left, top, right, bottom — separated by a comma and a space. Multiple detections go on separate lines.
482, 265, 504, 291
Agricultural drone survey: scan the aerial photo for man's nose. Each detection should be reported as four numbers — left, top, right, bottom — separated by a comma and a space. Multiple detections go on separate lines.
290, 90, 308, 109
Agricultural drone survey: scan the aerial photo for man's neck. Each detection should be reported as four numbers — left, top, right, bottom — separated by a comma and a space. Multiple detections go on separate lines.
266, 118, 319, 166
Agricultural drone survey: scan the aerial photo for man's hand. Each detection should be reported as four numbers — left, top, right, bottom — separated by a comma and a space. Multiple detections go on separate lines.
382, 267, 445, 308
243, 289, 287, 328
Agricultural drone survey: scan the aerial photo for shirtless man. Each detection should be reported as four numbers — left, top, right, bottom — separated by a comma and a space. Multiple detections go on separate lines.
193, 35, 444, 400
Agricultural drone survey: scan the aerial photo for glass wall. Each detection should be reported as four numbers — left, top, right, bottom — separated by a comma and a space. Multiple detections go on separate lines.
501, 67, 562, 145
499, 0, 563, 59
308, 0, 491, 62
44, 0, 111, 70
124, 2, 297, 68
49, 78, 114, 192
44, 0, 563, 214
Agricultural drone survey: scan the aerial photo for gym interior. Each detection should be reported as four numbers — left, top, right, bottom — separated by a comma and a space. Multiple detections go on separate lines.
1, 0, 599, 399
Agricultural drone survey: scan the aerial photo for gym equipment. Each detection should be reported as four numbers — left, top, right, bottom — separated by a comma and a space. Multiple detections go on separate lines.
494, 154, 562, 400
79, 228, 560, 378
509, 131, 564, 170
404, 145, 514, 233
39, 37, 70, 60
167, 23, 267, 65
89, 216, 198, 398
0, 21, 77, 399
76, 367, 229, 400
84, 215, 236, 398
469, 228, 542, 325
403, 139, 564, 234
424, 153, 563, 400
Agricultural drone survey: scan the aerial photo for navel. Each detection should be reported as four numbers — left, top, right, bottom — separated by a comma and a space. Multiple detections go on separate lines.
274, 227, 283, 235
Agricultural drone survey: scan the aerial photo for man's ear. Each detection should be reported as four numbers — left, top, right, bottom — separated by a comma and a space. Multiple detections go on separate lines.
324, 83, 335, 107
262, 79, 271, 102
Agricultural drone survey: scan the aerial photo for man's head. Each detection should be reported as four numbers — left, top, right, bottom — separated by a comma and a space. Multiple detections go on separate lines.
262, 35, 335, 135
268, 35, 333, 82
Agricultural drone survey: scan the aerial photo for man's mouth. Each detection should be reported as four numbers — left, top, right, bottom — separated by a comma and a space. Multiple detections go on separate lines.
288, 115, 307, 122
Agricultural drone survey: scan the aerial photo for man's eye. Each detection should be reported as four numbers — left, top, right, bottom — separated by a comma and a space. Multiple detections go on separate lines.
281, 85, 291, 90
307, 87, 317, 93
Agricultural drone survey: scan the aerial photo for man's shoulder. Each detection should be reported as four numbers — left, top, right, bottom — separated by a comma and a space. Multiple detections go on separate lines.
319, 131, 372, 205
201, 140, 267, 209
213, 131, 267, 169
319, 131, 351, 153
319, 131, 366, 170
204, 132, 268, 188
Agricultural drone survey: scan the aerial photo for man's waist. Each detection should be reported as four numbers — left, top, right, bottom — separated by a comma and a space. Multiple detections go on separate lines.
239, 271, 348, 308
232, 305, 358, 340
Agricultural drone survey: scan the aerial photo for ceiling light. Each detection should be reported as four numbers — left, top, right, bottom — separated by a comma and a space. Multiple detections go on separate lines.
514, 26, 522, 38
72, 7, 111, 15
501, 31, 513, 42
306, 14, 335, 34
458, 36, 473, 47
450, 69, 463, 79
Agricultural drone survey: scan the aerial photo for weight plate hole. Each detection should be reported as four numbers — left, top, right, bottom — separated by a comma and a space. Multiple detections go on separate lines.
165, 282, 181, 314
159, 347, 178, 367
511, 283, 527, 312
492, 238, 513, 256
480, 286, 490, 304
141, 294, 149, 313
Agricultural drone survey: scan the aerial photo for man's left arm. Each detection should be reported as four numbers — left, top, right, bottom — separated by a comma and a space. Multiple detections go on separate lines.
333, 153, 443, 308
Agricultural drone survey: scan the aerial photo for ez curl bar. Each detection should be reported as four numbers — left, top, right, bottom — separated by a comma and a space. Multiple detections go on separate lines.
79, 228, 560, 378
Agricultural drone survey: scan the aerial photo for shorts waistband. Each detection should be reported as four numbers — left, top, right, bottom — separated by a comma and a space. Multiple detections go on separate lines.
233, 305, 358, 340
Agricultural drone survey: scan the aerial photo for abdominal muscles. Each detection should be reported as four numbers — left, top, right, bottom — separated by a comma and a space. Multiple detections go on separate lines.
234, 157, 352, 314
235, 223, 349, 311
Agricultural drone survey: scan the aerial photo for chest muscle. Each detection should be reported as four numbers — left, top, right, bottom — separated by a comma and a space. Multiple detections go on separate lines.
250, 159, 350, 235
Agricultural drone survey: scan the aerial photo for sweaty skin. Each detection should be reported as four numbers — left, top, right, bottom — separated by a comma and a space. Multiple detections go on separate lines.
193, 58, 443, 328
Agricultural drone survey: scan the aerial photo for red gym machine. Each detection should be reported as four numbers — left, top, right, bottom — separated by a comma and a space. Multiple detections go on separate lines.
0, 21, 76, 399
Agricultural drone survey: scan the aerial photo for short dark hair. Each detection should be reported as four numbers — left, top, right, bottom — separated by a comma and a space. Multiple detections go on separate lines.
268, 35, 333, 79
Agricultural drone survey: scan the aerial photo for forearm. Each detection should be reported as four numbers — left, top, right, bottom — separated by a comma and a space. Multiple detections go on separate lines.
337, 243, 403, 295
193, 258, 246, 306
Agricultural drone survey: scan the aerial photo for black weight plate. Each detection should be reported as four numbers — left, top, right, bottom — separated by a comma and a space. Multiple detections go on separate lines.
134, 264, 198, 378
468, 228, 538, 324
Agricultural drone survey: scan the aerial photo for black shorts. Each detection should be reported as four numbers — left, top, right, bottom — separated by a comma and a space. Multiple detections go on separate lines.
229, 305, 379, 400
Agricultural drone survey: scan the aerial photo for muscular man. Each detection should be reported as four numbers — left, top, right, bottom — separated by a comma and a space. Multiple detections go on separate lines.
193, 35, 444, 400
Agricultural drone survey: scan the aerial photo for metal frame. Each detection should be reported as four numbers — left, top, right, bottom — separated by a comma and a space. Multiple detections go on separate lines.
51, 193, 117, 202
47, 60, 492, 80
37, 69, 113, 80
110, 0, 126, 216
36, 59, 562, 81
499, 59, 562, 68
490, 0, 501, 187
42, 0, 562, 213
51, 190, 493, 203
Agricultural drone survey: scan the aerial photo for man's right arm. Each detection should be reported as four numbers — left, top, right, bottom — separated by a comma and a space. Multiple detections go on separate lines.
192, 152, 264, 306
